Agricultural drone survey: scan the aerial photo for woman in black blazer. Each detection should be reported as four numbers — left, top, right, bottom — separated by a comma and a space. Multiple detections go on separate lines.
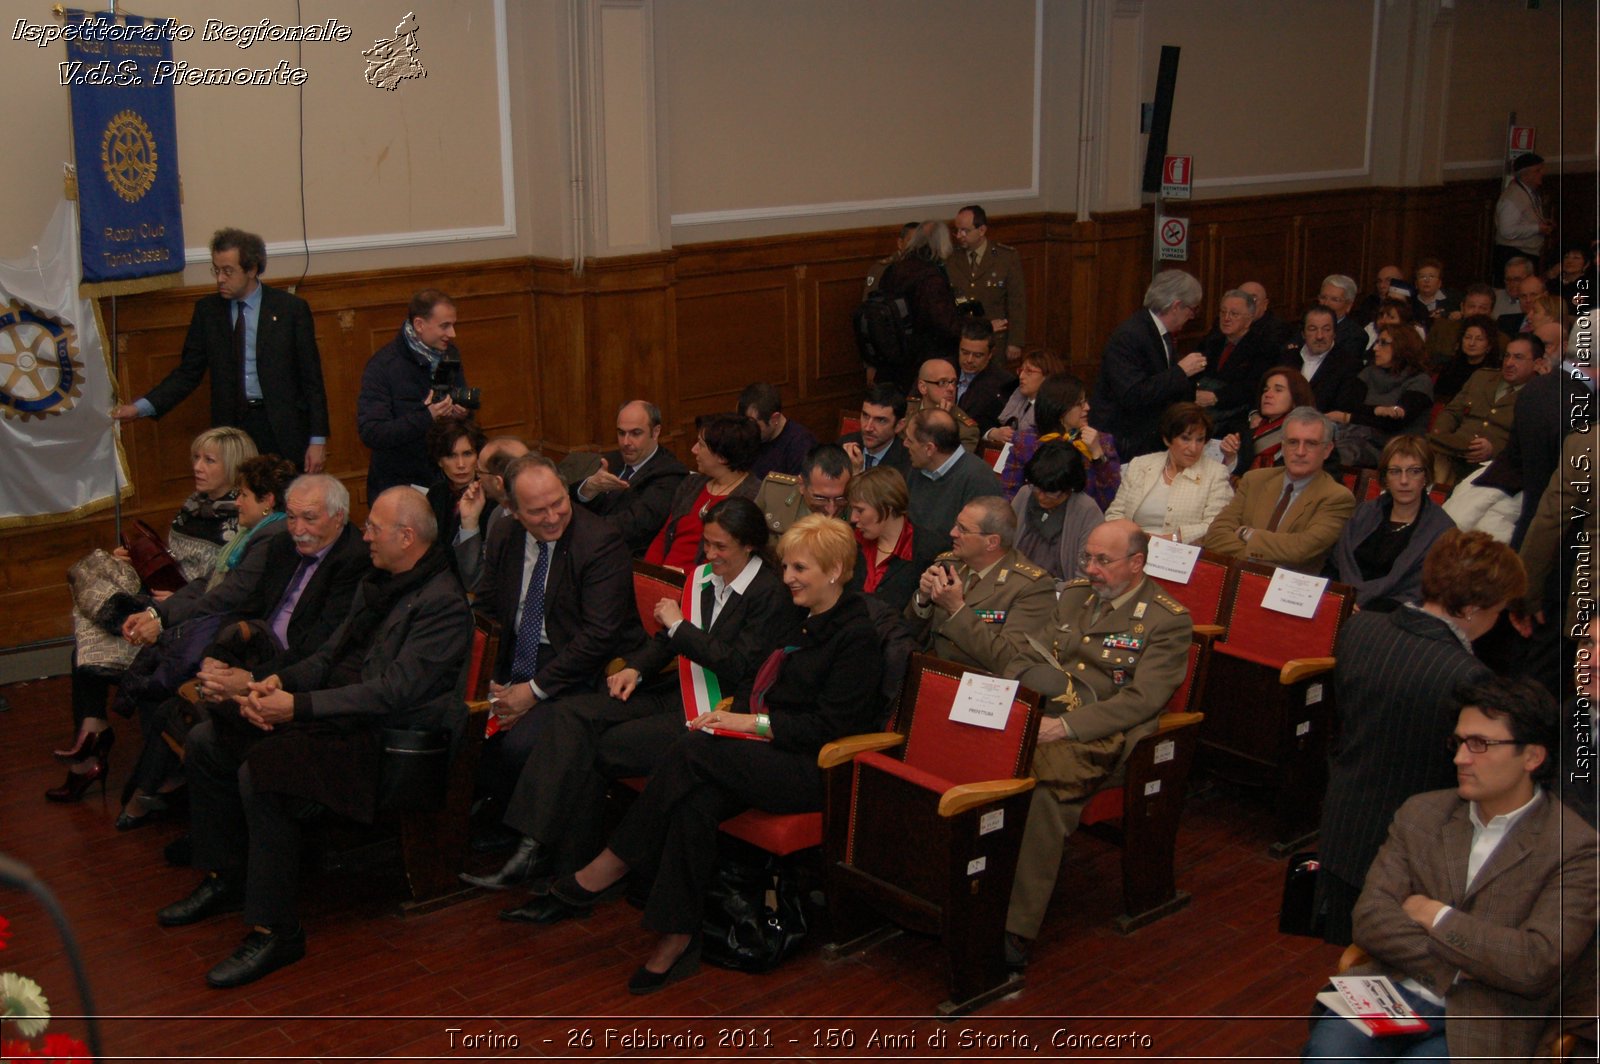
548, 515, 883, 993
466, 497, 801, 900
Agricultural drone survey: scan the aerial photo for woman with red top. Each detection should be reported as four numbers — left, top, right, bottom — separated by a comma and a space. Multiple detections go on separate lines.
844, 466, 917, 610
1219, 366, 1315, 474
644, 413, 762, 570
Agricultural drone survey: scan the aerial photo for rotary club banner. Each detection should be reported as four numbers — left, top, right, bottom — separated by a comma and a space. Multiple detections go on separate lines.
63, 8, 185, 295
0, 200, 130, 527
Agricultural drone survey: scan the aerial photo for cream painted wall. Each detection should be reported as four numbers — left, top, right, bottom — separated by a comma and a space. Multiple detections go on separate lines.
1443, 0, 1597, 175
0, 0, 548, 278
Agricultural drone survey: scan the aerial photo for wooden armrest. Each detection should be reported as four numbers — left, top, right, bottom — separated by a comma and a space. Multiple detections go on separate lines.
1191, 623, 1225, 639
465, 699, 494, 716
604, 657, 627, 677
1155, 711, 1204, 734
817, 732, 904, 769
938, 777, 1036, 817
1336, 943, 1369, 974
1280, 657, 1336, 685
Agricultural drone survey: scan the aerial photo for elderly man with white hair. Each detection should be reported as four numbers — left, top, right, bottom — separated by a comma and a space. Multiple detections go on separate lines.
1090, 269, 1206, 459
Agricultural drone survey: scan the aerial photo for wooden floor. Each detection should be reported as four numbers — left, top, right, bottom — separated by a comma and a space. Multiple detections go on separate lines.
1, 675, 1346, 1062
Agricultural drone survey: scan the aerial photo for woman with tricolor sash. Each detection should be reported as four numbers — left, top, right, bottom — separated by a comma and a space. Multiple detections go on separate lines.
460, 497, 800, 910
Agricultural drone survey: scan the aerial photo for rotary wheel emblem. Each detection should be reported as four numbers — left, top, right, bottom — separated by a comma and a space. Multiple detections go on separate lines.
101, 109, 158, 203
0, 304, 84, 421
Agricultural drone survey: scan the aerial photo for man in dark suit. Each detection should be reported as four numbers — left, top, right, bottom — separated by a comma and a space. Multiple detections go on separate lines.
113, 228, 329, 473
157, 486, 472, 988
474, 455, 642, 806
1304, 678, 1597, 1061
357, 289, 472, 500
569, 400, 687, 556
1237, 280, 1296, 355
953, 320, 1018, 437
454, 436, 529, 589
1317, 273, 1368, 361
1295, 306, 1364, 417
1090, 269, 1206, 459
1196, 288, 1281, 438
839, 382, 911, 475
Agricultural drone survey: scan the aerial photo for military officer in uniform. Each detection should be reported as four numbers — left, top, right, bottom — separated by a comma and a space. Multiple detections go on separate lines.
1000, 519, 1191, 967
948, 205, 1028, 365
906, 496, 1055, 674
752, 443, 852, 538
903, 357, 982, 454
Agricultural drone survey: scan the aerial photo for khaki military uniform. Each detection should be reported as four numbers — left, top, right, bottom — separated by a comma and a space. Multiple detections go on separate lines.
945, 240, 1028, 351
753, 472, 811, 538
904, 395, 981, 454
905, 549, 1055, 675
1001, 576, 1192, 939
1427, 367, 1523, 486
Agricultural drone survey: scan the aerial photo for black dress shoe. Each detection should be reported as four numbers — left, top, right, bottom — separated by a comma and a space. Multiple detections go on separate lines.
205, 925, 306, 988
459, 837, 547, 891
157, 875, 243, 927
499, 895, 591, 925
1003, 932, 1031, 970
550, 873, 626, 909
627, 940, 701, 995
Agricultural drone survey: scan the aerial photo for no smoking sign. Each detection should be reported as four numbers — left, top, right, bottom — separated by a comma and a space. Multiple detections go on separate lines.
1158, 215, 1188, 261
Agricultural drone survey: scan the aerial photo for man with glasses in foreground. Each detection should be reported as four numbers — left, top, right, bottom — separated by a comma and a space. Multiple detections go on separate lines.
1303, 676, 1596, 1061
113, 227, 330, 473
999, 519, 1192, 968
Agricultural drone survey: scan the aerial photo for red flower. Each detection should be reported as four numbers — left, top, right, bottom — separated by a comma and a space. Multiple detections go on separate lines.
1, 1033, 91, 1061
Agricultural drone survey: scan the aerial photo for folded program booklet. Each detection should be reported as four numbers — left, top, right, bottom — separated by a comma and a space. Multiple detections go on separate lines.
1317, 975, 1431, 1037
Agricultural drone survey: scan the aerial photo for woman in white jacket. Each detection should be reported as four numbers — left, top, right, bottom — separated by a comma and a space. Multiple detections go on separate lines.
1104, 402, 1233, 544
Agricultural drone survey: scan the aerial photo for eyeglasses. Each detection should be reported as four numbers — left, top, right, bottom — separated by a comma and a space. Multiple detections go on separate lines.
1446, 734, 1521, 754
1386, 466, 1427, 480
209, 265, 241, 278
1077, 552, 1134, 569
921, 377, 957, 389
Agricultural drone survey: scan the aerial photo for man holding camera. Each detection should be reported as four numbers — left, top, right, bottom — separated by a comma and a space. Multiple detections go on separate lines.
358, 289, 474, 499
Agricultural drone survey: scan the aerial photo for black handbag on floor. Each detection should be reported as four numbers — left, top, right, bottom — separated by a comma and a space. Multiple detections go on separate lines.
701, 849, 809, 973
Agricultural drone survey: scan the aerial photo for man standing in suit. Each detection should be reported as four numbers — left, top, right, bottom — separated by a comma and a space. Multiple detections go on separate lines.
839, 383, 911, 475
905, 496, 1054, 674
1303, 677, 1597, 1061
157, 486, 472, 988
1296, 306, 1363, 417
570, 400, 688, 556
113, 229, 329, 473
474, 455, 642, 807
947, 205, 1028, 364
358, 289, 471, 500
1203, 406, 1355, 572
1091, 270, 1206, 459
955, 320, 1018, 439
1000, 520, 1192, 967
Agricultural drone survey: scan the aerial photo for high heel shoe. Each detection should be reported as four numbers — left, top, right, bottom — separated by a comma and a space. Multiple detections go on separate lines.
53, 725, 113, 763
45, 748, 112, 803
115, 789, 179, 831
627, 939, 701, 995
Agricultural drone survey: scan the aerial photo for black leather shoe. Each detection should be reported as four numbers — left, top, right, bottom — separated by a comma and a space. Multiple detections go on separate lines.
459, 837, 547, 891
157, 875, 243, 927
627, 940, 701, 995
499, 895, 591, 925
1003, 932, 1031, 970
550, 873, 626, 909
205, 926, 306, 988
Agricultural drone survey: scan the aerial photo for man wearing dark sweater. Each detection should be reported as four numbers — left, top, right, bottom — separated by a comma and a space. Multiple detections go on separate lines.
740, 381, 817, 480
904, 407, 1003, 570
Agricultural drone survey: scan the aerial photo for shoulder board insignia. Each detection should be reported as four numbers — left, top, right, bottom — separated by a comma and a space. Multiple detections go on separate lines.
954, 409, 976, 426
934, 550, 958, 562
1061, 577, 1091, 588
1010, 559, 1047, 580
993, 242, 1016, 253
764, 473, 799, 485
1153, 593, 1188, 615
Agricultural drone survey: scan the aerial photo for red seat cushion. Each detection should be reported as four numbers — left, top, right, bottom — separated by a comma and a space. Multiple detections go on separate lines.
719, 809, 821, 856
1081, 787, 1123, 826
856, 749, 958, 796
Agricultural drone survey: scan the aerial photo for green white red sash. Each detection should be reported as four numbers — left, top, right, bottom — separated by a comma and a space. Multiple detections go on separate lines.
678, 563, 724, 720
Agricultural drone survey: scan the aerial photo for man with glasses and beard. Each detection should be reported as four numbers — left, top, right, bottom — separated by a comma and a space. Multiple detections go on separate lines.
998, 519, 1191, 969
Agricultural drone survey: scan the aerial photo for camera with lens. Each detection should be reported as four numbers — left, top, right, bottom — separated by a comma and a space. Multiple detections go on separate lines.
428, 352, 480, 410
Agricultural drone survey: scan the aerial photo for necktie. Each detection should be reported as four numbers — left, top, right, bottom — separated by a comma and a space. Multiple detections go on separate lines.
968, 250, 977, 268
509, 541, 551, 683
864, 451, 878, 469
1265, 482, 1295, 532
619, 464, 636, 483
1162, 331, 1175, 367
233, 300, 248, 403
268, 557, 313, 646
1215, 341, 1237, 372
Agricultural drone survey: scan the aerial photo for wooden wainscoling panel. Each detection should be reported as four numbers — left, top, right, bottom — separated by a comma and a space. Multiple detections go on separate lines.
5, 177, 1582, 647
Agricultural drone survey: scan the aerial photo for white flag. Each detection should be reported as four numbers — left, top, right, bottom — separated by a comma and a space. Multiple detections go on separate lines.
0, 199, 129, 527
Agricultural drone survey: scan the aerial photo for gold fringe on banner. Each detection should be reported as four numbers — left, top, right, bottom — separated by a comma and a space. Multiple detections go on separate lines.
79, 271, 183, 300
0, 487, 129, 532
